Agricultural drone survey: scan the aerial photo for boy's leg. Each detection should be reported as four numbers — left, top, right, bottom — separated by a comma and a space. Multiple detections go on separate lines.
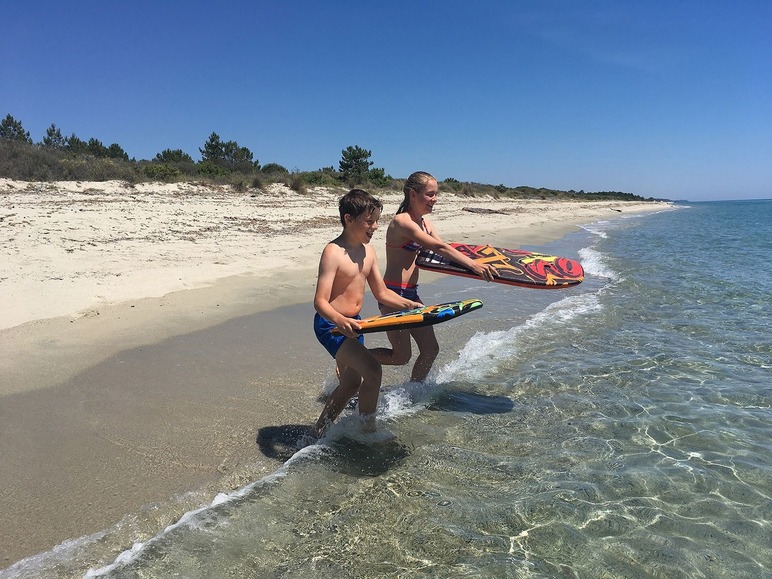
336, 338, 382, 415
315, 338, 382, 435
315, 365, 361, 437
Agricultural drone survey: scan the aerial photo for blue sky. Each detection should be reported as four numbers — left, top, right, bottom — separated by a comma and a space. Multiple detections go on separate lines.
2, 1, 770, 201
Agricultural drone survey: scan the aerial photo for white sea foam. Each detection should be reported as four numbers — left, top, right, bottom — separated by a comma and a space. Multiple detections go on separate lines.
580, 220, 610, 238
435, 292, 602, 383
578, 246, 620, 281
0, 530, 107, 579
379, 383, 429, 418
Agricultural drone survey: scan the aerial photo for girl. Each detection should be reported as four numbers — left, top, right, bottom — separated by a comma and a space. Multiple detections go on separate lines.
372, 171, 496, 381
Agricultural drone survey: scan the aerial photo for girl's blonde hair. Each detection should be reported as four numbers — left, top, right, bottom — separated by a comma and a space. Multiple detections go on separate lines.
397, 171, 436, 214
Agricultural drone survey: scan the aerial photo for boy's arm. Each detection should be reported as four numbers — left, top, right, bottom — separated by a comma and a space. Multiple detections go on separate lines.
314, 244, 362, 338
367, 247, 422, 311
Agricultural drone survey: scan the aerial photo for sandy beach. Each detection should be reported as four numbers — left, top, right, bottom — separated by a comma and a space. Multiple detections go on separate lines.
0, 178, 669, 568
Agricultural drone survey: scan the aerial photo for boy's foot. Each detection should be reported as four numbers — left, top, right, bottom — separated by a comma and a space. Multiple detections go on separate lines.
314, 417, 332, 439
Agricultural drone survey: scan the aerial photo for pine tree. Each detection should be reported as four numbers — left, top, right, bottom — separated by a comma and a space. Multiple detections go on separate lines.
42, 123, 66, 149
0, 114, 32, 143
338, 145, 373, 183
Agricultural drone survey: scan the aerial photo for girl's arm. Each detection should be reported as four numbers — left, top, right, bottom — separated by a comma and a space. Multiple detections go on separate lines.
398, 217, 497, 282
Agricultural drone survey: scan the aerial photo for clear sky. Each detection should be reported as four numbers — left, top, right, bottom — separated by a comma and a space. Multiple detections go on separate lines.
2, 1, 770, 201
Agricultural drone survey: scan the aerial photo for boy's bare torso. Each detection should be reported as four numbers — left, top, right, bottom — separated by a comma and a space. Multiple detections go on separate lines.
326, 239, 373, 318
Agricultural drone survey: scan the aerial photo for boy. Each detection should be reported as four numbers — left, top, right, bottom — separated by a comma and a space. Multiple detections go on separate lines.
313, 189, 421, 437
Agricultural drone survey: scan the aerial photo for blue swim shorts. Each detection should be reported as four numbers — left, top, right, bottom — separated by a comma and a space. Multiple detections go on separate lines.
313, 312, 364, 359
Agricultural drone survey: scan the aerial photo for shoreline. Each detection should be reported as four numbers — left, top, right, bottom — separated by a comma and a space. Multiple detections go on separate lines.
0, 179, 671, 568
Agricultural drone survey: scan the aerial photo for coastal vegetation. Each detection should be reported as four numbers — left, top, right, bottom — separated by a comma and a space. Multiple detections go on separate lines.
0, 113, 662, 202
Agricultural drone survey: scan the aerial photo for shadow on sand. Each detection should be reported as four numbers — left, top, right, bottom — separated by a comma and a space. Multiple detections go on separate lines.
256, 424, 316, 461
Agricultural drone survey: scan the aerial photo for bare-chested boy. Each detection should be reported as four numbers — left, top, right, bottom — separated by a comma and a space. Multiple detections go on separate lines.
313, 189, 421, 437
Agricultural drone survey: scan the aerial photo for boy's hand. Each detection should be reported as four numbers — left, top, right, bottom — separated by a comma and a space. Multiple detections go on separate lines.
335, 317, 362, 338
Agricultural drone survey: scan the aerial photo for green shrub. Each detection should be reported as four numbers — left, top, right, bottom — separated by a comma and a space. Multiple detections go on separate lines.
57, 156, 137, 181
300, 170, 340, 187
261, 163, 288, 175
287, 173, 307, 194
154, 148, 194, 163
143, 163, 181, 181
367, 167, 391, 188
197, 160, 229, 178
441, 178, 462, 193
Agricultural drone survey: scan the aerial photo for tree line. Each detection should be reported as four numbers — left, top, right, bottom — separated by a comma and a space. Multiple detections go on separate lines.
0, 113, 661, 202
0, 113, 389, 190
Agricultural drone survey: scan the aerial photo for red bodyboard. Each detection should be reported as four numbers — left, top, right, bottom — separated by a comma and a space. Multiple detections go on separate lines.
417, 243, 584, 289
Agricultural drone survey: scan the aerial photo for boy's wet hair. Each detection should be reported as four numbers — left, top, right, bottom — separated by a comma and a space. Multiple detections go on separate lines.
339, 189, 383, 226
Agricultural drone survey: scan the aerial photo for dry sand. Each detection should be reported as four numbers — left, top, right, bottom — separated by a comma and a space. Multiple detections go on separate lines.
0, 178, 669, 568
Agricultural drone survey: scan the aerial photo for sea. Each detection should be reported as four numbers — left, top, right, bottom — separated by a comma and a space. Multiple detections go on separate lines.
3, 199, 770, 578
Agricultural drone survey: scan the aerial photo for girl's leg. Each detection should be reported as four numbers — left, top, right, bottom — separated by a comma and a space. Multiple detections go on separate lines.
408, 325, 439, 382
370, 327, 412, 366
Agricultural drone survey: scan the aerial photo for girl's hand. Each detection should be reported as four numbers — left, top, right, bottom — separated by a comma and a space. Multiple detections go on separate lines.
472, 262, 497, 282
